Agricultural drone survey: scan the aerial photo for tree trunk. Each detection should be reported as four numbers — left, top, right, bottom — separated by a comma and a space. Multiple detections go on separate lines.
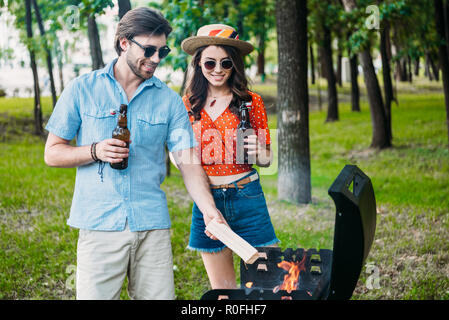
336, 48, 343, 87
407, 55, 413, 83
257, 35, 266, 81
88, 15, 104, 70
349, 53, 360, 112
434, 0, 449, 148
318, 47, 327, 79
322, 24, 339, 122
429, 52, 440, 81
380, 18, 393, 141
32, 0, 57, 108
310, 44, 315, 85
118, 0, 132, 20
233, 0, 244, 38
276, 0, 311, 204
444, 0, 449, 57
360, 48, 391, 148
25, 0, 43, 135
179, 66, 188, 96
396, 57, 408, 82
414, 58, 420, 76
256, 3, 267, 81
55, 38, 65, 94
425, 52, 434, 81
343, 0, 391, 149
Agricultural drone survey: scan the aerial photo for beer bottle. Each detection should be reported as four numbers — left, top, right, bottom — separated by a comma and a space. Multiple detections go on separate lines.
236, 101, 255, 164
110, 104, 130, 170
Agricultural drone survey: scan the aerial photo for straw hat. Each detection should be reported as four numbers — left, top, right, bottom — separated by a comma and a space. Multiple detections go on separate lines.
181, 24, 254, 56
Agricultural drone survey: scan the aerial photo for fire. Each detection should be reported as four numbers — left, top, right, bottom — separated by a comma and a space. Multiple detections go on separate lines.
275, 254, 307, 294
245, 282, 253, 288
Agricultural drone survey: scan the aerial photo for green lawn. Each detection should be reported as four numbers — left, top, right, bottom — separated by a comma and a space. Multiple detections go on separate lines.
0, 80, 448, 300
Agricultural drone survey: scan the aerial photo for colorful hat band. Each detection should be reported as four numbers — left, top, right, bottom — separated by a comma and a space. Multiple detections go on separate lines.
207, 29, 239, 40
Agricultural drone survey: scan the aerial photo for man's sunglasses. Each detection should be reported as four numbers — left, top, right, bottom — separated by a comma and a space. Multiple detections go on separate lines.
129, 38, 171, 59
203, 59, 233, 70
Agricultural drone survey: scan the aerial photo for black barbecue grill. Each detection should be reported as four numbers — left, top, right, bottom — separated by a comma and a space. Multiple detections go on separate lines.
201, 165, 377, 300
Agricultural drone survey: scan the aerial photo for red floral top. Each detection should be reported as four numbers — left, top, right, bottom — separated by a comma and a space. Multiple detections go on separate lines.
182, 91, 271, 176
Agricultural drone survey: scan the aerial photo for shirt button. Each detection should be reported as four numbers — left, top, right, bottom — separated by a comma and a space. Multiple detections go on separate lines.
124, 197, 129, 201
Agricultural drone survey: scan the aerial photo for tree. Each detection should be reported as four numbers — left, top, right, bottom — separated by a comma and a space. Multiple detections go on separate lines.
322, 19, 339, 122
342, 0, 391, 149
71, 0, 113, 70
434, 0, 449, 147
241, 0, 276, 82
378, 0, 397, 141
276, 0, 311, 204
445, 0, 449, 57
118, 0, 131, 20
87, 15, 104, 70
349, 47, 361, 112
31, 0, 57, 108
25, 0, 43, 135
379, 19, 393, 141
312, 0, 339, 122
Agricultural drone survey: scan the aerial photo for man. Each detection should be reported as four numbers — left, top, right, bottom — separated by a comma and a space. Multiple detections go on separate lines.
44, 7, 224, 300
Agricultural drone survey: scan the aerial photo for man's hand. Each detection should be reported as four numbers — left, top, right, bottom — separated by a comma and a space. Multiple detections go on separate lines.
202, 207, 228, 240
95, 138, 130, 164
44, 133, 131, 168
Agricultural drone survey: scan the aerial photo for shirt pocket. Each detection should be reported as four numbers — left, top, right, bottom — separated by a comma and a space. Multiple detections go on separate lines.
81, 110, 117, 142
136, 114, 168, 148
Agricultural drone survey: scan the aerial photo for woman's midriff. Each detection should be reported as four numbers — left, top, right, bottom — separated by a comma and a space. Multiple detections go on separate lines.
208, 171, 251, 185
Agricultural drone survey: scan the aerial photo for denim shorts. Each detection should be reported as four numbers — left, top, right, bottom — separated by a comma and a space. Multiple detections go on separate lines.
188, 169, 280, 253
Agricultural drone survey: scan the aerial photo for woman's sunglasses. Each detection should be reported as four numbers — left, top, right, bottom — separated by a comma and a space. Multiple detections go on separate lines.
129, 38, 171, 59
203, 59, 233, 71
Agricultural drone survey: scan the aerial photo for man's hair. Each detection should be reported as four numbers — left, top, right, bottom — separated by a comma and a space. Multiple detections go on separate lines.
114, 7, 172, 56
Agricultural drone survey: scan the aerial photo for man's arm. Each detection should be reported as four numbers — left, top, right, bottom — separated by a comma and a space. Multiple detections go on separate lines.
44, 132, 130, 168
171, 147, 227, 239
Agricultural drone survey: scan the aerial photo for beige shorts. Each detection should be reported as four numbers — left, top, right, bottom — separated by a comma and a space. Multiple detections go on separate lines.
76, 224, 175, 300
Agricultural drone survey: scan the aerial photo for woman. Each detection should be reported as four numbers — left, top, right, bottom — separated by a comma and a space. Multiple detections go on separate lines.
178, 24, 279, 289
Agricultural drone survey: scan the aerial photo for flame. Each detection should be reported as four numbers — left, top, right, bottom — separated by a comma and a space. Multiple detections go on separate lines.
245, 282, 253, 288
275, 253, 307, 294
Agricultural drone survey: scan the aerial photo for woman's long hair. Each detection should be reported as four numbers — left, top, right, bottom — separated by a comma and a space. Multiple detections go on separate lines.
184, 45, 252, 121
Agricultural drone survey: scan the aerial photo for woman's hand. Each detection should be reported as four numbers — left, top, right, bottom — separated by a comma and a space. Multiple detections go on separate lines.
244, 134, 272, 167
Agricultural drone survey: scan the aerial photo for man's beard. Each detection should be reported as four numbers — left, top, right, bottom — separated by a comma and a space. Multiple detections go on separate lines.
126, 56, 158, 80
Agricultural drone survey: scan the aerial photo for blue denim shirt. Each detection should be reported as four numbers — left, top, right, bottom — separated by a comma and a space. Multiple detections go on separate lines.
45, 59, 197, 232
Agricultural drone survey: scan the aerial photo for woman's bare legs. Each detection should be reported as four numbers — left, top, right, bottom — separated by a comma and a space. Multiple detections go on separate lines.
200, 243, 279, 289
201, 248, 237, 289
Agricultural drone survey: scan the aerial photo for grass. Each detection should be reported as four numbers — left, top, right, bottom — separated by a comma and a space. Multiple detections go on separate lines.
0, 78, 448, 300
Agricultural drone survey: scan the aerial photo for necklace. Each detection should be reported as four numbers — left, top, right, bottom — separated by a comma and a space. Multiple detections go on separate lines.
209, 93, 231, 107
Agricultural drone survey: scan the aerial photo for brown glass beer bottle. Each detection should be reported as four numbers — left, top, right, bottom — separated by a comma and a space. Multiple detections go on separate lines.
236, 101, 255, 164
110, 104, 130, 170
